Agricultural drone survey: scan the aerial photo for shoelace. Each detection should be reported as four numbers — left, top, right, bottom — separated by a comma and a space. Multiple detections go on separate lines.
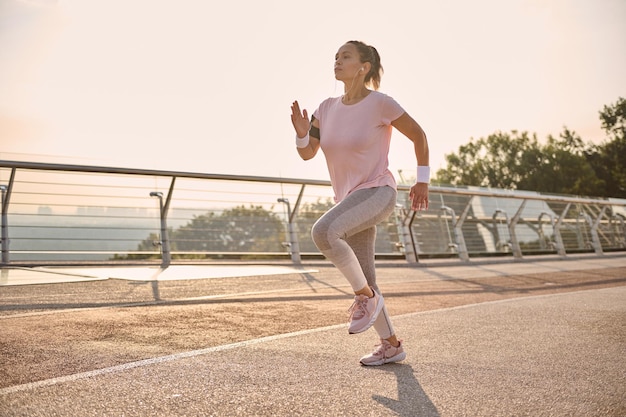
347, 296, 368, 320
373, 341, 391, 357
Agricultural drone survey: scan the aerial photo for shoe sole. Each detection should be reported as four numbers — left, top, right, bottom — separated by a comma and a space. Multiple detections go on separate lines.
348, 293, 385, 334
360, 351, 407, 366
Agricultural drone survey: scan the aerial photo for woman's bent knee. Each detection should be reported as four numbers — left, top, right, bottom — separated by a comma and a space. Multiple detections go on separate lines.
311, 219, 331, 251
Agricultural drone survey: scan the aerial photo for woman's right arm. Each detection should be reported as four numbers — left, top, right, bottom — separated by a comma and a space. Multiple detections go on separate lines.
290, 100, 320, 160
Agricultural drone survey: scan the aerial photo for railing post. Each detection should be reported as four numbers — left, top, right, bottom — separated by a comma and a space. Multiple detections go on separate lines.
578, 212, 601, 254
441, 204, 470, 262
456, 197, 473, 261
537, 212, 553, 250
590, 206, 607, 255
613, 214, 626, 247
0, 168, 14, 265
492, 209, 511, 253
395, 206, 418, 264
509, 200, 526, 259
1, 185, 8, 264
277, 198, 301, 264
150, 191, 171, 268
554, 203, 570, 257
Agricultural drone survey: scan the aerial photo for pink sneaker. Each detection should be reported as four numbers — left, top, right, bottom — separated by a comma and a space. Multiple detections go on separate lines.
360, 339, 406, 366
347, 289, 384, 334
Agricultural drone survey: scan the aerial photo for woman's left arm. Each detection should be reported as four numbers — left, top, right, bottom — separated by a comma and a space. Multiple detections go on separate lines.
391, 112, 430, 211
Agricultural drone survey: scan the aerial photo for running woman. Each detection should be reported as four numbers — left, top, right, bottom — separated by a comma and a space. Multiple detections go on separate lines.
290, 40, 430, 365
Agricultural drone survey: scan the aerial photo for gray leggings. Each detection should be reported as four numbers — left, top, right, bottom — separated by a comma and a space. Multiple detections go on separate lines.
311, 186, 397, 339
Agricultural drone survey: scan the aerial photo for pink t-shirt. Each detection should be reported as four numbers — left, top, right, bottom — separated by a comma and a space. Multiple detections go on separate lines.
313, 91, 405, 202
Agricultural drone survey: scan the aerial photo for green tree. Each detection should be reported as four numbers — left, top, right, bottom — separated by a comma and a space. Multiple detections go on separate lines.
587, 97, 626, 198
434, 128, 604, 196
522, 128, 603, 196
599, 96, 626, 140
435, 98, 625, 198
435, 130, 542, 189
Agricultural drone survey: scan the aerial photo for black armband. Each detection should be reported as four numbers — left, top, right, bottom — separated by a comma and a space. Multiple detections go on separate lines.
309, 116, 320, 139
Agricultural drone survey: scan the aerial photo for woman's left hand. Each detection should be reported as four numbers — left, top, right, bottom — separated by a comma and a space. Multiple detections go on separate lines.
409, 182, 429, 211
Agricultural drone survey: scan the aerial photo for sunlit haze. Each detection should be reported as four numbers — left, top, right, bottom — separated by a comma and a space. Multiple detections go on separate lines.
1, 0, 625, 181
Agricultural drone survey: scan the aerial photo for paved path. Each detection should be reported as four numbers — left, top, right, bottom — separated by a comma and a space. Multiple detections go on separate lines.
0, 256, 624, 416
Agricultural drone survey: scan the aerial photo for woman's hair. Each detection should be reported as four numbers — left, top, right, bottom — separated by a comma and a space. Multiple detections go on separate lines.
347, 40, 383, 90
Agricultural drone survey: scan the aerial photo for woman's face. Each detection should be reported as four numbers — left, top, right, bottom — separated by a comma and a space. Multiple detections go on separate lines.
334, 43, 363, 82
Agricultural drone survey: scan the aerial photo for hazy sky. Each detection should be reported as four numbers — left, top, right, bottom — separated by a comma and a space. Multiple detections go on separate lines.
1, 0, 625, 181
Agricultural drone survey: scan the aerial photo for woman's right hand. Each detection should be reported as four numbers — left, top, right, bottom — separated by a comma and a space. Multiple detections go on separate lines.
290, 100, 310, 138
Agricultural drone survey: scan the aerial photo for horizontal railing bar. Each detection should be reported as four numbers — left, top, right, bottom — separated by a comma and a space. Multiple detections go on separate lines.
421, 188, 625, 206
9, 251, 159, 255
3, 160, 624, 207
0, 160, 331, 187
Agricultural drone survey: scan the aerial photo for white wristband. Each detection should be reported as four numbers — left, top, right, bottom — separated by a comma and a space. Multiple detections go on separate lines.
295, 133, 310, 148
417, 166, 431, 183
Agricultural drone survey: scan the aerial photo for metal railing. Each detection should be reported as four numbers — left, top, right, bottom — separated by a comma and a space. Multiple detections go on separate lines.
1, 160, 625, 265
